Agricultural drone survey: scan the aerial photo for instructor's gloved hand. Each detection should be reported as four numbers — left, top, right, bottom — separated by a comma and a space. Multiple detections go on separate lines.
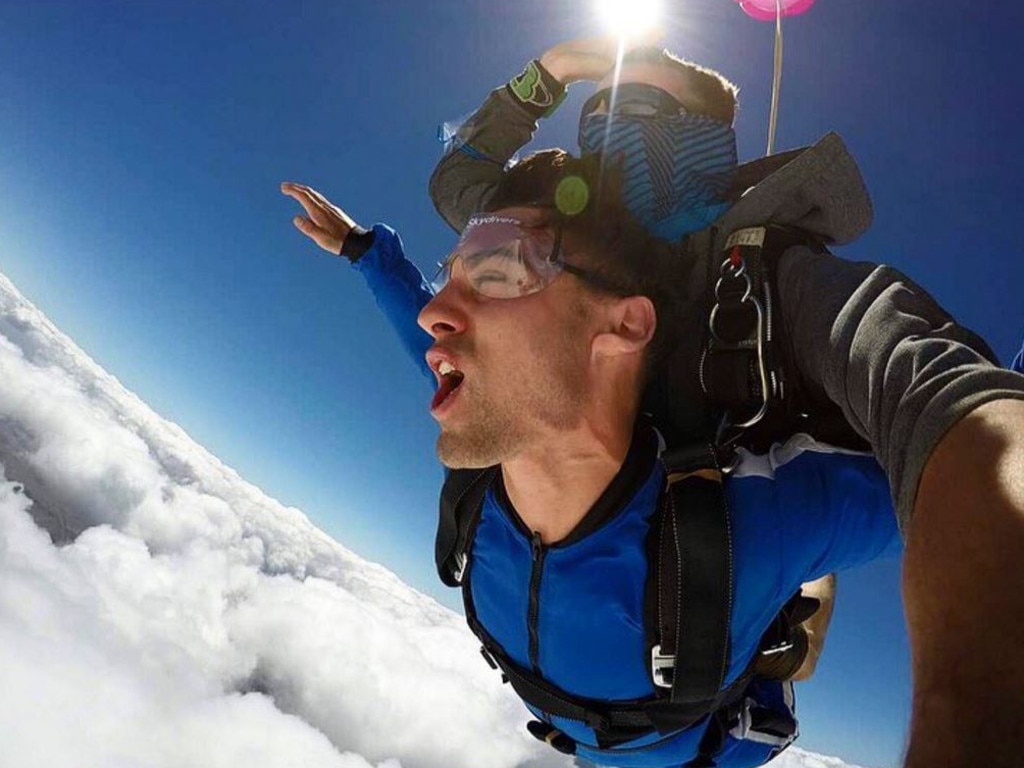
281, 181, 367, 258
538, 33, 661, 86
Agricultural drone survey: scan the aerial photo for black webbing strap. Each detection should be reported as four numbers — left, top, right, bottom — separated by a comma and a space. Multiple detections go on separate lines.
435, 466, 498, 587
647, 444, 735, 733
468, 616, 654, 736
685, 706, 736, 768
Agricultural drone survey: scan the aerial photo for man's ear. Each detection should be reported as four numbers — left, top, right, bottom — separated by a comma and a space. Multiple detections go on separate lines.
592, 295, 656, 359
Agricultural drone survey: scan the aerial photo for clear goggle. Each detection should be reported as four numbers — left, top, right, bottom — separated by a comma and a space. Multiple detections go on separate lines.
432, 213, 617, 300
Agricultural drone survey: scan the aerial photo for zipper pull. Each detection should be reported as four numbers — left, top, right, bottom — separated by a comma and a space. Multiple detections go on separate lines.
531, 531, 543, 560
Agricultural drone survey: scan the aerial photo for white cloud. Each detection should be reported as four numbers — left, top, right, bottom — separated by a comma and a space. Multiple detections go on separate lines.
0, 270, 872, 768
773, 748, 875, 768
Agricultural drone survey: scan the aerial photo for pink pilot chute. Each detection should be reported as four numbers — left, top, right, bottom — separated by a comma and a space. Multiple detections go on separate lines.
733, 0, 816, 22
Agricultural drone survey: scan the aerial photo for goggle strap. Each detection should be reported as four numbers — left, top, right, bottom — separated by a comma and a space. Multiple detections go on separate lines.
549, 219, 564, 266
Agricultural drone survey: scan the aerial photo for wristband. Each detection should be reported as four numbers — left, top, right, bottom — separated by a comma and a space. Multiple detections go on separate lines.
506, 59, 567, 119
341, 225, 375, 263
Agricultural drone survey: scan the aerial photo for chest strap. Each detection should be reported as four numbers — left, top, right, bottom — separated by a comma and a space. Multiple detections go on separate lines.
469, 611, 754, 750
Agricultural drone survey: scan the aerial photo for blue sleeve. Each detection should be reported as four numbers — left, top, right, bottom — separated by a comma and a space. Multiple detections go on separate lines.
351, 224, 435, 384
1012, 337, 1024, 374
766, 440, 903, 585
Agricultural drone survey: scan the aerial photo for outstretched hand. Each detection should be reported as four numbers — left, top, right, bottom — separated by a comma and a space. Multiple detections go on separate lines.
281, 182, 360, 255
538, 33, 662, 85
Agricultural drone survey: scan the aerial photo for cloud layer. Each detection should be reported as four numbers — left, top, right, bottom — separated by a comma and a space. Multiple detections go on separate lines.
0, 270, 872, 768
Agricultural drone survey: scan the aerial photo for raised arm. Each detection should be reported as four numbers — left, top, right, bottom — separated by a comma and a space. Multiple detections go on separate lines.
429, 86, 541, 233
281, 182, 434, 383
428, 37, 625, 233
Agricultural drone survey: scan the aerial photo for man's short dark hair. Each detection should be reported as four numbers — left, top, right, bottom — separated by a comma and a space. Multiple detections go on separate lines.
622, 47, 738, 125
484, 149, 685, 378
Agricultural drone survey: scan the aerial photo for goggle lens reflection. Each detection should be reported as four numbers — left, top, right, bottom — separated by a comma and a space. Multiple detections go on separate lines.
432, 216, 563, 300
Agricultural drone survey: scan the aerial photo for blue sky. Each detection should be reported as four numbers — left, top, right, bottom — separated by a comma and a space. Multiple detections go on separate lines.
1, 1, 1021, 766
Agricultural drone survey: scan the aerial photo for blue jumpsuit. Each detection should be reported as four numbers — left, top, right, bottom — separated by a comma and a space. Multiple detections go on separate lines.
350, 224, 902, 767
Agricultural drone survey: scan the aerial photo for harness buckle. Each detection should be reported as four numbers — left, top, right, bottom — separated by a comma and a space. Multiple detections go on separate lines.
453, 552, 468, 584
727, 692, 798, 747
651, 644, 675, 689
759, 639, 795, 656
703, 226, 786, 442
479, 645, 499, 670
526, 720, 578, 756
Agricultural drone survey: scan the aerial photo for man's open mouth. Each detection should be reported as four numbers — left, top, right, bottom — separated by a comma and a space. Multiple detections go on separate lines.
431, 360, 465, 412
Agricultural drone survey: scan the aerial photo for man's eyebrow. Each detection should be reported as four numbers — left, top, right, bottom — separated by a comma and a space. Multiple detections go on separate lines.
463, 244, 517, 267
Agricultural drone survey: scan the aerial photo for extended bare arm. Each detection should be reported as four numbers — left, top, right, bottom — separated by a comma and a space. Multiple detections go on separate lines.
903, 399, 1024, 768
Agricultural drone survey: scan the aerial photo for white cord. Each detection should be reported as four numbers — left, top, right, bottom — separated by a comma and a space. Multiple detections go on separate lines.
766, 0, 784, 155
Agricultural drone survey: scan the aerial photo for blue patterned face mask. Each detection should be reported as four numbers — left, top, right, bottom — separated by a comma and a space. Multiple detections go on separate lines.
577, 86, 738, 241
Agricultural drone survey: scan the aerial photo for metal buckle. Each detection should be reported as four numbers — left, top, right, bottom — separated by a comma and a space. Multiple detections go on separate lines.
709, 254, 771, 431
706, 228, 779, 433
479, 645, 499, 670
651, 644, 675, 689
728, 697, 755, 740
759, 639, 795, 656
453, 552, 468, 584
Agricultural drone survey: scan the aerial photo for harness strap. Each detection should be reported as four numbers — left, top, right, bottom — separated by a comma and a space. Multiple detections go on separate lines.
478, 618, 757, 743
468, 616, 659, 746
685, 707, 734, 768
435, 441, 801, 758
655, 444, 734, 714
435, 466, 498, 586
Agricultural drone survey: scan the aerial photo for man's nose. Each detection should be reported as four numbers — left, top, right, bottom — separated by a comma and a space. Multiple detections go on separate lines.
418, 283, 469, 339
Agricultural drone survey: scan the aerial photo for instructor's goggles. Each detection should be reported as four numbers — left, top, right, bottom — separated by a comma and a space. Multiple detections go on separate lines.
432, 213, 621, 300
579, 82, 688, 123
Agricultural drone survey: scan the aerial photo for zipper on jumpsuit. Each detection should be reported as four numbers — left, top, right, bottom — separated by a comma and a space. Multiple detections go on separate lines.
528, 531, 546, 674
